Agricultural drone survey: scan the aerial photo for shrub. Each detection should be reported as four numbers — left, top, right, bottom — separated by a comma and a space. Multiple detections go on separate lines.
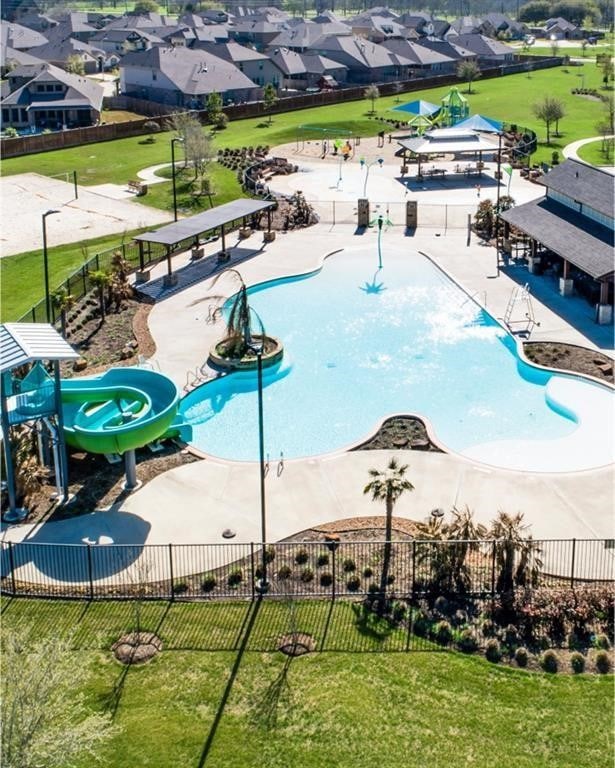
485, 639, 502, 663
452, 609, 468, 627
482, 619, 496, 638
503, 624, 519, 648
434, 596, 449, 615
515, 647, 529, 667
433, 620, 453, 645
391, 601, 407, 623
362, 566, 373, 579
413, 609, 431, 638
277, 565, 292, 580
227, 569, 243, 587
540, 650, 559, 673
386, 574, 395, 585
570, 652, 585, 674
593, 634, 611, 650
457, 629, 478, 654
595, 651, 611, 674
201, 574, 216, 593
347, 577, 361, 592
367, 583, 380, 596
320, 572, 333, 587
316, 552, 329, 567
295, 548, 309, 565
264, 546, 276, 564
300, 568, 314, 583
172, 580, 189, 594
342, 558, 356, 573
143, 120, 161, 133
3, 126, 18, 138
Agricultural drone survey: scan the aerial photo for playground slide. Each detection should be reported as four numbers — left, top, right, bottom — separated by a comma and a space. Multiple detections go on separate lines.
61, 368, 181, 455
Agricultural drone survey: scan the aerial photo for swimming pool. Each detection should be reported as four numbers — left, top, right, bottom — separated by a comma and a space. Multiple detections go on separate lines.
180, 247, 614, 472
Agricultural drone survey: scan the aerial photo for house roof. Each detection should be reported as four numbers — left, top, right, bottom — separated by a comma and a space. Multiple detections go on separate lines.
29, 34, 105, 62
268, 21, 350, 49
0, 323, 79, 374
1, 62, 104, 110
382, 38, 455, 66
454, 33, 514, 56
198, 41, 269, 63
1, 19, 48, 50
311, 34, 408, 70
120, 46, 257, 95
418, 37, 476, 60
398, 127, 498, 155
0, 44, 43, 69
500, 198, 614, 280
537, 159, 614, 219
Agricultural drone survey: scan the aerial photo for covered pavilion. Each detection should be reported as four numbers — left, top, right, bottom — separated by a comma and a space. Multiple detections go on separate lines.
134, 199, 276, 286
397, 127, 500, 179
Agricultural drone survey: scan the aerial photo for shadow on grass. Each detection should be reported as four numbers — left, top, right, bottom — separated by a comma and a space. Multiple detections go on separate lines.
197, 598, 262, 767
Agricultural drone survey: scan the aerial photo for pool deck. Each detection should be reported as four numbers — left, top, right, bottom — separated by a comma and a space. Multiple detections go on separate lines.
2, 149, 614, 562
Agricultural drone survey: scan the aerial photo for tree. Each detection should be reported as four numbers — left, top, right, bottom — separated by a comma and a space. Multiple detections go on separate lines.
551, 0, 598, 25
363, 457, 414, 613
109, 251, 133, 313
169, 111, 211, 181
518, 0, 551, 23
1, 632, 115, 768
601, 57, 614, 88
262, 83, 278, 125
51, 286, 75, 339
206, 91, 223, 123
532, 96, 565, 143
65, 54, 85, 76
595, 96, 614, 160
205, 268, 264, 359
363, 84, 380, 115
89, 269, 111, 322
456, 60, 482, 94
130, 0, 158, 13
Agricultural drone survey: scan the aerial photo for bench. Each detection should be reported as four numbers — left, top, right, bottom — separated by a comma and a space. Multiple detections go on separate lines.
128, 180, 147, 196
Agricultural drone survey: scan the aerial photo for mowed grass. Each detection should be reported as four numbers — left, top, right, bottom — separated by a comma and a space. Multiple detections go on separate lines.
577, 137, 614, 166
2, 598, 613, 768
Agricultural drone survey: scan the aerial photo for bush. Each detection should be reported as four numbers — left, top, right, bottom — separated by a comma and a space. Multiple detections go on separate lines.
316, 552, 329, 567
515, 647, 529, 668
540, 650, 559, 673
264, 546, 276, 564
347, 576, 361, 592
362, 566, 373, 579
457, 629, 478, 654
201, 574, 217, 593
593, 634, 611, 650
433, 620, 453, 645
3, 126, 18, 138
482, 619, 496, 638
570, 652, 586, 674
413, 609, 431, 638
595, 651, 611, 674
342, 558, 356, 573
320, 572, 333, 587
172, 580, 188, 594
367, 582, 380, 596
143, 120, 161, 133
300, 568, 314, 583
503, 624, 519, 648
295, 548, 309, 565
227, 569, 243, 587
452, 609, 468, 627
213, 112, 228, 129
485, 639, 502, 663
434, 596, 449, 615
391, 601, 407, 623
277, 565, 292, 580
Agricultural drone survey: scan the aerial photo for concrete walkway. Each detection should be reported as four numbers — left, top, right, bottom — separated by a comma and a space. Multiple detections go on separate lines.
563, 135, 615, 174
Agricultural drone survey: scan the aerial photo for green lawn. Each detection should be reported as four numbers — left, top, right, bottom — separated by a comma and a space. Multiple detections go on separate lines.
2, 598, 613, 768
2, 66, 612, 321
577, 137, 614, 166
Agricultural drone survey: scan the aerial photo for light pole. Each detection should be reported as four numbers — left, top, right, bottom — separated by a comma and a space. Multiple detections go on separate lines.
360, 157, 384, 198
248, 338, 269, 594
42, 209, 60, 323
495, 131, 503, 276
171, 136, 184, 222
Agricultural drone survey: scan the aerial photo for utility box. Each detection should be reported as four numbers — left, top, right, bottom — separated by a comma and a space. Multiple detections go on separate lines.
358, 198, 370, 227
406, 200, 418, 228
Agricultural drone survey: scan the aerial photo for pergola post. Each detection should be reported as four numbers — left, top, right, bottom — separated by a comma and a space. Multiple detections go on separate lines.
559, 259, 574, 297
596, 281, 613, 324
163, 245, 177, 288
221, 224, 226, 256
53, 360, 70, 503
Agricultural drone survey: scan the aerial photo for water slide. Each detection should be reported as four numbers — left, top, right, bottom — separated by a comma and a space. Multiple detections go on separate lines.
61, 368, 185, 455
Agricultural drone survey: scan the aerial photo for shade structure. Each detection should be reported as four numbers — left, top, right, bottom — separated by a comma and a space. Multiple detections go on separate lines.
390, 99, 440, 117
407, 113, 434, 133
454, 114, 503, 133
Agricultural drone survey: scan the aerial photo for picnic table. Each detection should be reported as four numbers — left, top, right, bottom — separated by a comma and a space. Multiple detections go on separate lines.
425, 167, 447, 179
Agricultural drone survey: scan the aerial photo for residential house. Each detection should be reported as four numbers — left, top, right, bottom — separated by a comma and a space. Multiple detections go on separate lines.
309, 34, 412, 83
1, 61, 103, 130
120, 45, 260, 108
90, 28, 162, 56
29, 30, 108, 73
544, 17, 583, 40
265, 46, 347, 89
482, 13, 527, 40
267, 21, 352, 53
451, 34, 515, 63
196, 41, 283, 87
418, 37, 477, 65
227, 19, 286, 50
0, 44, 42, 77
347, 14, 409, 44
0, 19, 48, 50
382, 38, 457, 76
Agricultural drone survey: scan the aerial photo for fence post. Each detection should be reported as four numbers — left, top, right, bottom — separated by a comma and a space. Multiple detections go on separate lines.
250, 542, 256, 600
8, 542, 17, 595
87, 544, 94, 600
491, 540, 496, 597
82, 265, 87, 294
168, 543, 175, 601
570, 538, 576, 591
411, 540, 416, 600
331, 545, 336, 601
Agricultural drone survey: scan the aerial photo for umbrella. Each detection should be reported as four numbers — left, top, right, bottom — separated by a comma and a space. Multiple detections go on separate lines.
454, 114, 503, 132
390, 99, 440, 117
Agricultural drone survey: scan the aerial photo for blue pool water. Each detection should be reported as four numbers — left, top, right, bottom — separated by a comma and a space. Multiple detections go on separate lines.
180, 247, 607, 468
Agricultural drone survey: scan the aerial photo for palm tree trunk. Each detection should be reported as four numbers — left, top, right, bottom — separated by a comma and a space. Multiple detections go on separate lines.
99, 287, 106, 322
378, 495, 393, 613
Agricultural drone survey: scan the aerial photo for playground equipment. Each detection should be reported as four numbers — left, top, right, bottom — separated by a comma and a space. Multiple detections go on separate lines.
439, 87, 470, 127
295, 124, 353, 152
1, 323, 187, 521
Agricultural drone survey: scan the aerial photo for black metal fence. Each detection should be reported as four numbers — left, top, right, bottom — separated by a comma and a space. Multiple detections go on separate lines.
2, 538, 612, 602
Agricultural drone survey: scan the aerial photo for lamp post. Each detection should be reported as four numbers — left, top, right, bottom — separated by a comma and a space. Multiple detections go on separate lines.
171, 136, 184, 222
248, 338, 269, 595
495, 131, 503, 276
360, 157, 384, 198
42, 209, 60, 323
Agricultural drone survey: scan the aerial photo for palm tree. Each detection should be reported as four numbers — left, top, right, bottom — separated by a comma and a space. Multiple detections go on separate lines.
51, 287, 75, 339
490, 511, 543, 616
88, 269, 111, 323
363, 457, 414, 612
109, 251, 133, 313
